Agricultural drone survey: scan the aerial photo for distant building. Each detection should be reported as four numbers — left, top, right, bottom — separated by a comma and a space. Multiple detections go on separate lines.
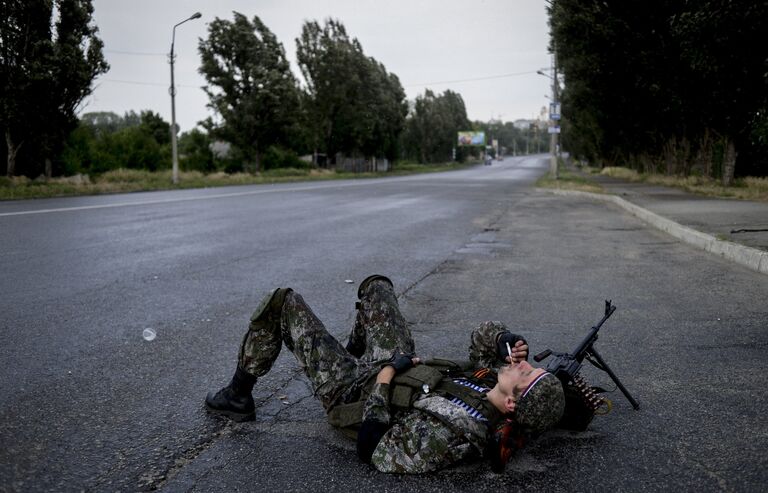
513, 119, 532, 130
513, 118, 547, 131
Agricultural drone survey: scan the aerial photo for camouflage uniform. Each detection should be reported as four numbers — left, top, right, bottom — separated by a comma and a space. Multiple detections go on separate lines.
237, 281, 514, 474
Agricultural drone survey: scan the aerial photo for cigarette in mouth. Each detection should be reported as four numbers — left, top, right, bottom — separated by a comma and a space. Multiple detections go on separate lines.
506, 342, 513, 363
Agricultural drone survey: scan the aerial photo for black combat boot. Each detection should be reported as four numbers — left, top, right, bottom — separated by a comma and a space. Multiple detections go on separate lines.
205, 367, 257, 422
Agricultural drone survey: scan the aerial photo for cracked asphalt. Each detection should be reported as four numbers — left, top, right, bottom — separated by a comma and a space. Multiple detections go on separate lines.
1, 155, 766, 492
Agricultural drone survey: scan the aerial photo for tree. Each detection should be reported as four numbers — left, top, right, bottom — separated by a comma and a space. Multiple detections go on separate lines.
549, 0, 768, 178
62, 110, 172, 174
178, 128, 216, 173
672, 0, 768, 182
2, 0, 54, 176
296, 19, 406, 163
475, 120, 528, 157
139, 110, 171, 146
92, 127, 162, 172
80, 111, 124, 136
353, 59, 407, 161
402, 89, 470, 163
1, 0, 108, 177
198, 13, 300, 172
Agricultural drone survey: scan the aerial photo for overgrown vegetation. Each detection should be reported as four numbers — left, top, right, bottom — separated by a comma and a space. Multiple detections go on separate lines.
538, 160, 768, 202
599, 167, 768, 202
536, 162, 604, 194
549, 0, 768, 183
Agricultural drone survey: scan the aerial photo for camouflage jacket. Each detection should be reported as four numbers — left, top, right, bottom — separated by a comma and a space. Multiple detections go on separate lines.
363, 321, 522, 473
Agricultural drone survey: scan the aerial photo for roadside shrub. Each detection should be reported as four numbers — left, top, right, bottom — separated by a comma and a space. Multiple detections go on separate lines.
262, 167, 311, 177
91, 127, 164, 172
61, 125, 96, 175
99, 168, 155, 183
262, 146, 310, 170
601, 167, 640, 180
743, 176, 768, 193
179, 128, 217, 173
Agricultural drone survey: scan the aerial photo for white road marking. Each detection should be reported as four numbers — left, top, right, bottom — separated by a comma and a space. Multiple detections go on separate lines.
0, 179, 397, 217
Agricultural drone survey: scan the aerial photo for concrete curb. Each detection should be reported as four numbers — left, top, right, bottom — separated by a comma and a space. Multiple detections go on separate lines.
543, 189, 768, 276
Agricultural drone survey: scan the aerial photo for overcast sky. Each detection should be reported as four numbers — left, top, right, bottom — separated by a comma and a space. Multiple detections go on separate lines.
86, 0, 553, 133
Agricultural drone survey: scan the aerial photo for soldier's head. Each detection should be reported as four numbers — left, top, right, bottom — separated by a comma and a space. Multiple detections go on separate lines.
495, 361, 565, 434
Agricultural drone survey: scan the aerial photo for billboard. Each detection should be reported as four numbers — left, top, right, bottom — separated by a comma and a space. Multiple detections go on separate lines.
457, 131, 485, 146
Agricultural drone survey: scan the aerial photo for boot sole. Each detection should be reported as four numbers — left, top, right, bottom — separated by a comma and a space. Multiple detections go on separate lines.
205, 402, 255, 422
250, 287, 292, 325
357, 275, 393, 299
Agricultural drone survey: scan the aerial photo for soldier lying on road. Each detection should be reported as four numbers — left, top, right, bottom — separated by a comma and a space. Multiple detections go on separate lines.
205, 275, 565, 473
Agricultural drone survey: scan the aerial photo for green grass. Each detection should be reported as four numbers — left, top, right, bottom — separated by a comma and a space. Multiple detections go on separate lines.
600, 167, 768, 202
0, 161, 476, 201
536, 163, 605, 193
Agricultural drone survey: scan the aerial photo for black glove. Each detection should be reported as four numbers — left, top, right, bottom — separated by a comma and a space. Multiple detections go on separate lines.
496, 332, 527, 362
387, 349, 415, 373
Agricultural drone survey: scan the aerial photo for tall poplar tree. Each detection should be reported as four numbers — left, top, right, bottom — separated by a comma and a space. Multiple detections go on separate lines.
1, 0, 108, 177
198, 13, 300, 172
402, 89, 470, 163
296, 19, 406, 163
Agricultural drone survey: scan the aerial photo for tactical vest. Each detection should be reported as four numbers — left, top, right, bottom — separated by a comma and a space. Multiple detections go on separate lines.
326, 359, 503, 436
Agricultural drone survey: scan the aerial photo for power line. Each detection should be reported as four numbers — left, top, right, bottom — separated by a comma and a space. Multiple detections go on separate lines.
104, 49, 167, 57
100, 78, 201, 89
404, 70, 539, 88
99, 69, 540, 91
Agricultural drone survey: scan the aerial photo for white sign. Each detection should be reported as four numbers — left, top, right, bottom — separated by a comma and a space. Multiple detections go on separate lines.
548, 126, 561, 134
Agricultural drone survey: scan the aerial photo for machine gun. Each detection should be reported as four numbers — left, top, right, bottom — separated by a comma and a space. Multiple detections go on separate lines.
534, 300, 639, 430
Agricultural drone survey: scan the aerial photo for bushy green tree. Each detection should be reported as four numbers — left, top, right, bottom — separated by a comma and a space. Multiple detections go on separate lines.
61, 110, 172, 174
261, 146, 309, 170
60, 123, 96, 174
198, 12, 300, 172
1, 0, 108, 177
401, 89, 470, 163
139, 111, 170, 146
296, 19, 406, 163
178, 128, 216, 173
550, 0, 768, 179
79, 111, 124, 136
91, 127, 163, 172
475, 121, 528, 157
672, 0, 768, 180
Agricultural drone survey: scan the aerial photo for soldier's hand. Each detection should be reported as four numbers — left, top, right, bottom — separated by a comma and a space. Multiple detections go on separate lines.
387, 350, 419, 373
496, 333, 528, 364
508, 340, 528, 363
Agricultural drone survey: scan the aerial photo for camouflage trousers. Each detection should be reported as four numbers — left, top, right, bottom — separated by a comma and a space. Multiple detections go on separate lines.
237, 280, 413, 411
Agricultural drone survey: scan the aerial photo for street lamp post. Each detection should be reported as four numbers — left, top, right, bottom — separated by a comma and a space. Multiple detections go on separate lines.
537, 54, 560, 180
169, 12, 202, 185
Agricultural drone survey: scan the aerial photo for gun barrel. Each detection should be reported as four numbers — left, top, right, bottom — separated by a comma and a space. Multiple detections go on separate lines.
570, 303, 616, 362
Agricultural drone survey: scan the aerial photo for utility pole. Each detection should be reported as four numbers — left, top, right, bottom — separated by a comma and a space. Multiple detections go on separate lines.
526, 126, 530, 154
549, 50, 559, 179
169, 12, 202, 185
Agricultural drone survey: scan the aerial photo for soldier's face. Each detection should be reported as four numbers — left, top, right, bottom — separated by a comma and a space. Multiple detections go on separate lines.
497, 361, 546, 401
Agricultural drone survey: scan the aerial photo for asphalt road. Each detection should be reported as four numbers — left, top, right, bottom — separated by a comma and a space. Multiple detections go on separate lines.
1, 156, 765, 492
